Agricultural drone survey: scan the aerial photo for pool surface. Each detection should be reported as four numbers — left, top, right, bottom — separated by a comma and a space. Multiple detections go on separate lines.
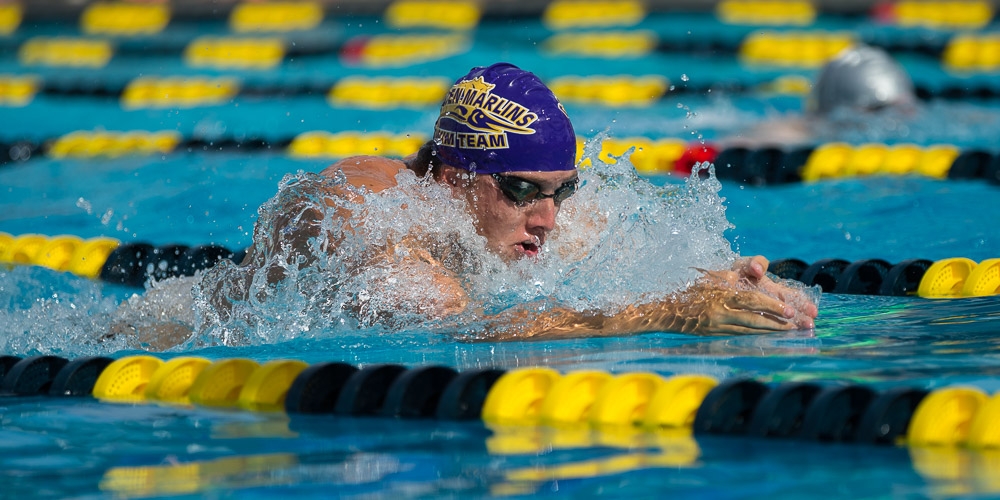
3, 1, 1000, 498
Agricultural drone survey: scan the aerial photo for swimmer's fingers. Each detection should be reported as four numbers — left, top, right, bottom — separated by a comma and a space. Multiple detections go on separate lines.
754, 277, 820, 319
705, 323, 791, 336
720, 290, 815, 331
707, 260, 819, 321
734, 255, 818, 317
726, 289, 791, 317
791, 295, 819, 319
732, 256, 769, 281
737, 287, 815, 329
718, 291, 795, 331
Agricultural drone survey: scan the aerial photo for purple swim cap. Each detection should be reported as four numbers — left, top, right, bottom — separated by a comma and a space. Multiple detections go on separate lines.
433, 63, 577, 174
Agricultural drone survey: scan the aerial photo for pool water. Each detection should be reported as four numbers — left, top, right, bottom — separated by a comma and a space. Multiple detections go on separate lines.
3, 3, 1000, 499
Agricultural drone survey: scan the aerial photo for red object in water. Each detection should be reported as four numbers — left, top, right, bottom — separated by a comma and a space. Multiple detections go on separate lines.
674, 143, 719, 176
340, 37, 369, 63
870, 2, 897, 23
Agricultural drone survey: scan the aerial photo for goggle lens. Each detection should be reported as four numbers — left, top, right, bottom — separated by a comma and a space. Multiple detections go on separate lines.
492, 174, 578, 205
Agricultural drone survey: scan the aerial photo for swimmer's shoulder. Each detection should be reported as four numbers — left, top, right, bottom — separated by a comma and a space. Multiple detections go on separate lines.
725, 116, 815, 148
320, 155, 410, 193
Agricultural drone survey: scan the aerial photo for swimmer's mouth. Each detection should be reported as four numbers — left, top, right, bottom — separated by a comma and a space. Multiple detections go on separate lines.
516, 239, 542, 257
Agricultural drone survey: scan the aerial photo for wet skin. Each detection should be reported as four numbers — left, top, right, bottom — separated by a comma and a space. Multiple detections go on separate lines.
443, 168, 579, 261
318, 155, 818, 337
107, 153, 818, 351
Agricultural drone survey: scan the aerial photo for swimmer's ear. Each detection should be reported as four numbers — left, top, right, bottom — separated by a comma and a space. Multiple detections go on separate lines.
440, 165, 466, 187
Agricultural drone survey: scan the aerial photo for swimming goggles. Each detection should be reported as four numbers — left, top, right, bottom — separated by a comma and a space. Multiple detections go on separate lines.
491, 173, 579, 206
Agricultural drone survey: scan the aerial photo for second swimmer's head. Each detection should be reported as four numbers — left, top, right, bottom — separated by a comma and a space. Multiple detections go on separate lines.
808, 45, 916, 116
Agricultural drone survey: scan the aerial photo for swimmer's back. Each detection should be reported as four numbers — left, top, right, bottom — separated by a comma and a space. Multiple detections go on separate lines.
320, 155, 411, 195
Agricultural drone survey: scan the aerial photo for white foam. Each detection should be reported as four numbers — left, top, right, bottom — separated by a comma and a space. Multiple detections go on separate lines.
0, 137, 744, 354
189, 136, 738, 346
0, 266, 129, 356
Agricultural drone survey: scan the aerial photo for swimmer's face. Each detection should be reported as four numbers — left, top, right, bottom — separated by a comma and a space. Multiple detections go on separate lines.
449, 168, 579, 261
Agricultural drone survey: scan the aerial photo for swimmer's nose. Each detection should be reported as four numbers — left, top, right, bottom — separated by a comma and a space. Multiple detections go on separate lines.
526, 197, 558, 233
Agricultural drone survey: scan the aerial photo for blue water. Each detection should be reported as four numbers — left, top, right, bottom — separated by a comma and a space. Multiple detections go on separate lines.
4, 153, 997, 264
3, 7, 1000, 499
4, 154, 1000, 497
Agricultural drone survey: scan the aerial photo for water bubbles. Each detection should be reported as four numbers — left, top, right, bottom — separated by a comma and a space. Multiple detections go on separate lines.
9, 143, 31, 161
680, 74, 689, 82
101, 208, 114, 226
76, 197, 93, 215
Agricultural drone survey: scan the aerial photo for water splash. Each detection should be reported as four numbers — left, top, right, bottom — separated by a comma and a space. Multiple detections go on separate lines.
0, 136, 743, 354
188, 135, 738, 347
0, 266, 131, 356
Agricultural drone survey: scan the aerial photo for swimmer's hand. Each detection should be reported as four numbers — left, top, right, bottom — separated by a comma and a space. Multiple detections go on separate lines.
671, 255, 816, 335
671, 281, 812, 335
728, 255, 819, 328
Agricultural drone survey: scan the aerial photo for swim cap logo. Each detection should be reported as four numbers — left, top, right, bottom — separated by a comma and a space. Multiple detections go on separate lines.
434, 76, 538, 151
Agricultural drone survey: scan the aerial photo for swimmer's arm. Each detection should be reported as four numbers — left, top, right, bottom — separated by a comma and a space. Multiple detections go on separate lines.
239, 155, 408, 284
394, 248, 470, 319
482, 257, 817, 339
249, 155, 407, 265
485, 283, 804, 340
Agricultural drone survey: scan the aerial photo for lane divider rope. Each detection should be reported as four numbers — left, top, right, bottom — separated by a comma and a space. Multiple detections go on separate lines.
5, 356, 1000, 453
2, 233, 998, 297
4, 135, 1000, 189
770, 257, 1000, 298
4, 27, 998, 81
2, 68, 998, 109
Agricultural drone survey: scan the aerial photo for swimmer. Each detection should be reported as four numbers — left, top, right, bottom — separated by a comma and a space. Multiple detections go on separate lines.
114, 62, 817, 349
727, 44, 916, 146
809, 44, 915, 116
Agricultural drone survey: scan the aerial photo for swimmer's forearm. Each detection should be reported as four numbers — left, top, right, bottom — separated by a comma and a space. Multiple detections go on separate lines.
485, 297, 706, 340
487, 284, 800, 339
551, 301, 709, 337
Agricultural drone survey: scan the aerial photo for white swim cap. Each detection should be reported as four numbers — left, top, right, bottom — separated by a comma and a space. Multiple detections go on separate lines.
807, 45, 915, 116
